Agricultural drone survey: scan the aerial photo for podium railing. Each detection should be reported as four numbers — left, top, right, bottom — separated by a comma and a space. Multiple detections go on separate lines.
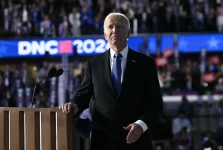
0, 107, 78, 150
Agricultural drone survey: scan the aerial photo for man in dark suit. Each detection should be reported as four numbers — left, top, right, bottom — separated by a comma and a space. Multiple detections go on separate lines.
60, 12, 163, 150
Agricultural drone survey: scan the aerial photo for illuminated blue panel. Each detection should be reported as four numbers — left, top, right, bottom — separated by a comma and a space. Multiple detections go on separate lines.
161, 35, 174, 53
148, 36, 157, 54
178, 34, 223, 53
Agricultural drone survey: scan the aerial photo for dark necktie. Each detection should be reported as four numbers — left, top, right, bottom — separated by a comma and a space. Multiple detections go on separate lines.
112, 52, 122, 94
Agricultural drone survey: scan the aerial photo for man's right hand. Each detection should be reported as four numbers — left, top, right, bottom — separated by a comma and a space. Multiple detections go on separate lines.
59, 102, 79, 115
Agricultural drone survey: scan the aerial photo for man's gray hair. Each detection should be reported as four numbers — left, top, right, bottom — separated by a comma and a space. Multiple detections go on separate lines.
104, 12, 130, 30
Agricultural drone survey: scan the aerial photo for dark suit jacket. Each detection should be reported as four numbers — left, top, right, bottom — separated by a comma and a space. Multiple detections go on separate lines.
73, 48, 163, 150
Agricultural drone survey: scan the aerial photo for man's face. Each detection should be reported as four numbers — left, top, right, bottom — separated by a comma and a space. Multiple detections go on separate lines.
104, 16, 130, 49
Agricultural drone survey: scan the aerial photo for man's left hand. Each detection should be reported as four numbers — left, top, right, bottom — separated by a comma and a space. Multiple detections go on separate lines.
123, 123, 143, 144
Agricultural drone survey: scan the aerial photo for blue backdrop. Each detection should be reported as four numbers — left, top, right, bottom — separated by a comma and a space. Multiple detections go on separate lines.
0, 34, 222, 58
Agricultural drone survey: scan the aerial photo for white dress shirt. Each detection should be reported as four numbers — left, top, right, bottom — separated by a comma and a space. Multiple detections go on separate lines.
79, 107, 92, 121
110, 46, 148, 132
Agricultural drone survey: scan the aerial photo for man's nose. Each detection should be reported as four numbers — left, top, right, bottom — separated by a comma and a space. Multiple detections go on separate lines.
112, 27, 118, 33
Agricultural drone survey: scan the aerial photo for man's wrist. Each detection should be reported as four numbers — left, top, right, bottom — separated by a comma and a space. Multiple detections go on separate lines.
135, 120, 148, 132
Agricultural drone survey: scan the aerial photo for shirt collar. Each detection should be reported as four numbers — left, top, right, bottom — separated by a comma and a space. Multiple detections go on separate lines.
110, 45, 128, 59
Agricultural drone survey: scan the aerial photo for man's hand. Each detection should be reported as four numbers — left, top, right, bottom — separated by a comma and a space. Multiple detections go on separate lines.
123, 123, 143, 144
59, 102, 79, 115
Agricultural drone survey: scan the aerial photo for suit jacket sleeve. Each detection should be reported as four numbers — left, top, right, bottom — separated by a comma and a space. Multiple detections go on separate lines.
72, 60, 93, 114
139, 57, 163, 129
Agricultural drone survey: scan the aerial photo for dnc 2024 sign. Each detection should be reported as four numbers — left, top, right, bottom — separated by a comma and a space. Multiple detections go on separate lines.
0, 37, 147, 58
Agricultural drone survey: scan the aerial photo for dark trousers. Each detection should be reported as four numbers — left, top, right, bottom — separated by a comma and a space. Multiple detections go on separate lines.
80, 137, 85, 150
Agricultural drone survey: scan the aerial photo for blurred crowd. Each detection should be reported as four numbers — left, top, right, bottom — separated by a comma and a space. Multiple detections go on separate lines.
158, 57, 223, 96
1, 0, 223, 38
152, 95, 223, 150
0, 54, 223, 106
0, 60, 84, 107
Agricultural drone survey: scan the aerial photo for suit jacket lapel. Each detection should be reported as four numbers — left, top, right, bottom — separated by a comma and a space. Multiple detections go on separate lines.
122, 48, 135, 81
118, 48, 136, 99
100, 50, 117, 97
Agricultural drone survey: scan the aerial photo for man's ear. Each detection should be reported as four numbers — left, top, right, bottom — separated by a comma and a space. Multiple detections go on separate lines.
104, 32, 108, 40
127, 29, 131, 38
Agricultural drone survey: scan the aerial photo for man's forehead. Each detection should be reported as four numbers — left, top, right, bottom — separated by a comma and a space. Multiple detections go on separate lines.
105, 16, 123, 25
